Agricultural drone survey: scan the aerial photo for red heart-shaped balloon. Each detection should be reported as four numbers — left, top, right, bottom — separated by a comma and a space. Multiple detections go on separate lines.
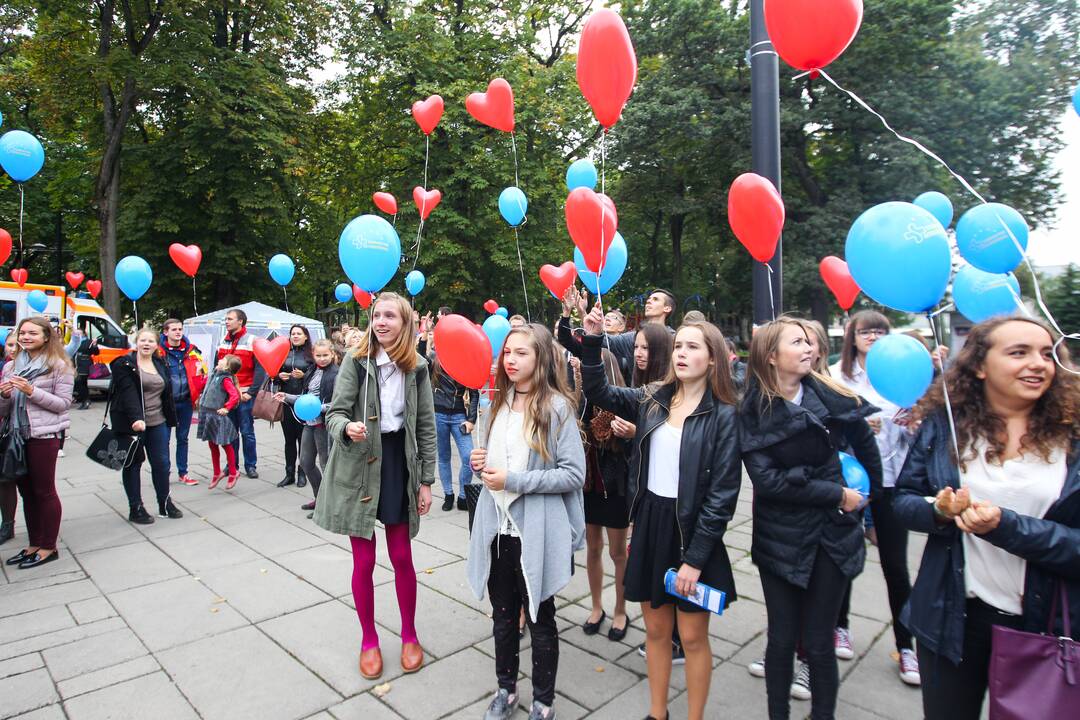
168, 244, 203, 278
465, 78, 515, 133
412, 95, 444, 136
0, 228, 11, 267
764, 0, 863, 72
373, 192, 397, 215
539, 262, 578, 300
86, 279, 102, 299
413, 187, 442, 221
819, 256, 861, 311
433, 315, 493, 389
565, 188, 618, 273
352, 285, 372, 309
65, 271, 85, 290
483, 299, 499, 315
253, 336, 291, 377
577, 9, 638, 129
728, 173, 785, 263
10, 268, 27, 287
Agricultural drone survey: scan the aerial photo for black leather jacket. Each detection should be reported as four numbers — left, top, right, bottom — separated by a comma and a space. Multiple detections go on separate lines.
108, 353, 177, 433
580, 334, 742, 584
278, 346, 314, 395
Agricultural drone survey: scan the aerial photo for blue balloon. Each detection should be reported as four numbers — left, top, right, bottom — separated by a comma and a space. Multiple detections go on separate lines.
334, 283, 352, 303
0, 328, 8, 347
294, 394, 323, 422
405, 270, 425, 296
496, 307, 508, 318
1073, 83, 1080, 117
339, 214, 402, 293
482, 314, 512, 361
0, 111, 3, 128
268, 254, 295, 286
479, 395, 491, 409
575, 232, 628, 295
115, 256, 153, 301
952, 265, 1021, 323
26, 290, 48, 313
0, 131, 45, 183
865, 334, 934, 408
566, 159, 598, 191
845, 202, 951, 313
838, 452, 871, 497
498, 187, 528, 227
913, 191, 954, 229
955, 203, 1028, 274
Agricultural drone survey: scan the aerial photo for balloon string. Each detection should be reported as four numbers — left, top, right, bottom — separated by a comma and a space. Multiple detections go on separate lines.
360, 304, 374, 434
513, 227, 531, 322
192, 277, 199, 316
926, 312, 962, 467
412, 217, 425, 270
764, 262, 777, 321
133, 301, 139, 331
423, 135, 430, 190
392, 213, 397, 230
601, 129, 607, 196
282, 286, 289, 313
511, 132, 520, 189
17, 184, 24, 264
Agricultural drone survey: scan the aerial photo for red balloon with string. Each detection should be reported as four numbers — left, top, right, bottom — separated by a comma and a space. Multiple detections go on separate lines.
728, 173, 784, 263
353, 285, 372, 309
764, 0, 863, 75
577, 9, 637, 129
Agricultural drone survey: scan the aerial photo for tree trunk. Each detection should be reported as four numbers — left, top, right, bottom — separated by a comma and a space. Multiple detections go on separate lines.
95, 76, 136, 319
670, 213, 684, 292
98, 165, 120, 319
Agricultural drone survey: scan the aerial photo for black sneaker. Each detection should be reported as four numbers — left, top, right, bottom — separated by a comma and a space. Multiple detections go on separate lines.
637, 641, 686, 665
441, 496, 455, 511
457, 497, 467, 511
129, 505, 154, 525
247, 468, 259, 479
158, 498, 183, 519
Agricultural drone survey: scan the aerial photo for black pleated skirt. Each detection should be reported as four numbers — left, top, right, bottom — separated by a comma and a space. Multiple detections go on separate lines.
376, 430, 409, 526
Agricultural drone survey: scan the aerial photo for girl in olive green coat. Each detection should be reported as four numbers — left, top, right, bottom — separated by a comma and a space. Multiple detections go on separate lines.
313, 293, 437, 681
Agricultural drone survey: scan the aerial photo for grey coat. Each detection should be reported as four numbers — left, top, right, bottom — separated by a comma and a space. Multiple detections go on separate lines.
466, 395, 586, 622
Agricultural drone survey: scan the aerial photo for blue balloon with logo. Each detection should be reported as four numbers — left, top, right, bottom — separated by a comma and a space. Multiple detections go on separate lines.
498, 187, 528, 227
566, 159, 598, 191
913, 191, 954, 229
955, 203, 1028, 274
268, 254, 295, 286
952, 265, 1021, 323
866, 334, 934, 408
839, 452, 871, 497
575, 232, 627, 295
405, 270, 425, 296
496, 307, 508, 318
845, 202, 952, 313
339, 214, 402, 293
115, 256, 153, 301
0, 130, 45, 183
482, 314, 512, 361
334, 283, 352, 303
27, 290, 48, 313
294, 394, 322, 422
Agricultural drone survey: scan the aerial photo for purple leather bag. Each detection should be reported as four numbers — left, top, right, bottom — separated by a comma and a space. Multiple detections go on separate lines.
989, 583, 1079, 719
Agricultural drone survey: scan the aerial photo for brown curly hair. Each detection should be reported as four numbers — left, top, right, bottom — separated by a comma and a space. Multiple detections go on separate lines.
915, 317, 1079, 469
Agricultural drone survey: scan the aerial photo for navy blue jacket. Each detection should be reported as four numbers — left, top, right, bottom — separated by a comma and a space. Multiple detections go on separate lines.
894, 412, 1080, 664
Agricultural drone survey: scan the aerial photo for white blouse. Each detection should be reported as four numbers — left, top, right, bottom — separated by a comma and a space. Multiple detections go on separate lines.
375, 348, 406, 433
647, 422, 683, 498
485, 397, 529, 536
962, 441, 1067, 615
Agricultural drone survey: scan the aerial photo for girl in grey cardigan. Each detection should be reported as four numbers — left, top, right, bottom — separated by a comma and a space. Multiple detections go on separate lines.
467, 324, 585, 720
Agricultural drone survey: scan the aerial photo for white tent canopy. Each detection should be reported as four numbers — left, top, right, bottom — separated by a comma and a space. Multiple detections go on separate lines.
183, 301, 326, 358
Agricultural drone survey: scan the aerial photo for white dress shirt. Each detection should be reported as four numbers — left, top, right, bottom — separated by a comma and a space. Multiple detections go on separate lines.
375, 348, 406, 433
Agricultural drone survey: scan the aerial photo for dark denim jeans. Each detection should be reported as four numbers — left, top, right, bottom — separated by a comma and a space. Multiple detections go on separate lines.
171, 400, 194, 476
435, 412, 473, 498
122, 422, 172, 508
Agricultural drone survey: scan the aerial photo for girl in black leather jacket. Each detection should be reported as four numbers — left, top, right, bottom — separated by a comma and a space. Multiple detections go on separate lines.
581, 308, 741, 720
276, 325, 314, 488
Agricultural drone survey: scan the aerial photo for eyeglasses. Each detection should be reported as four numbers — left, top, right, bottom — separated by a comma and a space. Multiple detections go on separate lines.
856, 328, 888, 339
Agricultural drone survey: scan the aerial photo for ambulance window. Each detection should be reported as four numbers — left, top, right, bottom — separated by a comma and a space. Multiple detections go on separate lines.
0, 301, 15, 326
78, 316, 129, 349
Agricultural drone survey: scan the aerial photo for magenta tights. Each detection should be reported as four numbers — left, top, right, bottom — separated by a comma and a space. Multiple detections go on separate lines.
350, 523, 418, 651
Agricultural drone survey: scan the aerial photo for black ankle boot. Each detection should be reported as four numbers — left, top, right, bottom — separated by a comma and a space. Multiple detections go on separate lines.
0, 520, 14, 544
129, 505, 154, 525
158, 498, 183, 519
277, 473, 295, 488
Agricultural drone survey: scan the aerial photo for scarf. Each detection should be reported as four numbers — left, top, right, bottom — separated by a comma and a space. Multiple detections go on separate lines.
11, 351, 51, 439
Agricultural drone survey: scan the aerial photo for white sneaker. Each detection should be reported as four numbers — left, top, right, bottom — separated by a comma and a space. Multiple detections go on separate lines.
747, 657, 766, 678
834, 627, 854, 660
790, 660, 811, 701
57, 449, 65, 457
899, 648, 921, 686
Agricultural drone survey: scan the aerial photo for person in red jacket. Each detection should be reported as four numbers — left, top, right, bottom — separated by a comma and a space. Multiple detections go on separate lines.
216, 309, 263, 478
160, 319, 208, 486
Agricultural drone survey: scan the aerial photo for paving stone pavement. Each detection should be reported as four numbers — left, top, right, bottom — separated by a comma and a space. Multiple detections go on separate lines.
0, 408, 932, 719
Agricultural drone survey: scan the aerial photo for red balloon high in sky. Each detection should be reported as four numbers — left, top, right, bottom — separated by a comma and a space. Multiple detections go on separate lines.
576, 9, 637, 129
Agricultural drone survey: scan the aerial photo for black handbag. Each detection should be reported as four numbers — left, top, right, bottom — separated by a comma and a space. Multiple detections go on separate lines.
86, 376, 141, 471
0, 415, 28, 481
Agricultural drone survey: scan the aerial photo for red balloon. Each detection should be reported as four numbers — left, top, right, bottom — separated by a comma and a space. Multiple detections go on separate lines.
168, 243, 203, 278
465, 78, 515, 133
433, 315, 492, 389
819, 256, 861, 311
86, 279, 102, 299
483, 299, 499, 315
65, 271, 85, 290
413, 187, 442, 220
0, 228, 10, 266
764, 0, 863, 73
565, 187, 618, 273
411, 95, 444, 136
728, 173, 785, 263
373, 192, 397, 215
253, 336, 291, 377
352, 285, 372, 309
539, 262, 577, 300
577, 9, 637, 129
10, 268, 27, 287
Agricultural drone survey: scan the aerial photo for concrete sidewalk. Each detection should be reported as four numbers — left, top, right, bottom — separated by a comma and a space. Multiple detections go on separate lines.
0, 408, 927, 719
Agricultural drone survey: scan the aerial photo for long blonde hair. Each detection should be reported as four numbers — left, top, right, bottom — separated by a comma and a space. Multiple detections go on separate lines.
486, 324, 576, 463
747, 317, 857, 412
354, 293, 417, 374
12, 317, 74, 375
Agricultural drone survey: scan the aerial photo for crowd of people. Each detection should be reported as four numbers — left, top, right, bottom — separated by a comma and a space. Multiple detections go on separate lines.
0, 287, 1076, 720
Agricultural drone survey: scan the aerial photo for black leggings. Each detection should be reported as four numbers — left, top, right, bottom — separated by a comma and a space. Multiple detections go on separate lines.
918, 598, 1023, 720
280, 408, 304, 478
488, 536, 559, 707
836, 489, 913, 651
761, 547, 848, 720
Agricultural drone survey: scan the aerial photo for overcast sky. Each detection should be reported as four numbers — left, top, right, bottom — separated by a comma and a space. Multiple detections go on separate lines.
1026, 108, 1080, 269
